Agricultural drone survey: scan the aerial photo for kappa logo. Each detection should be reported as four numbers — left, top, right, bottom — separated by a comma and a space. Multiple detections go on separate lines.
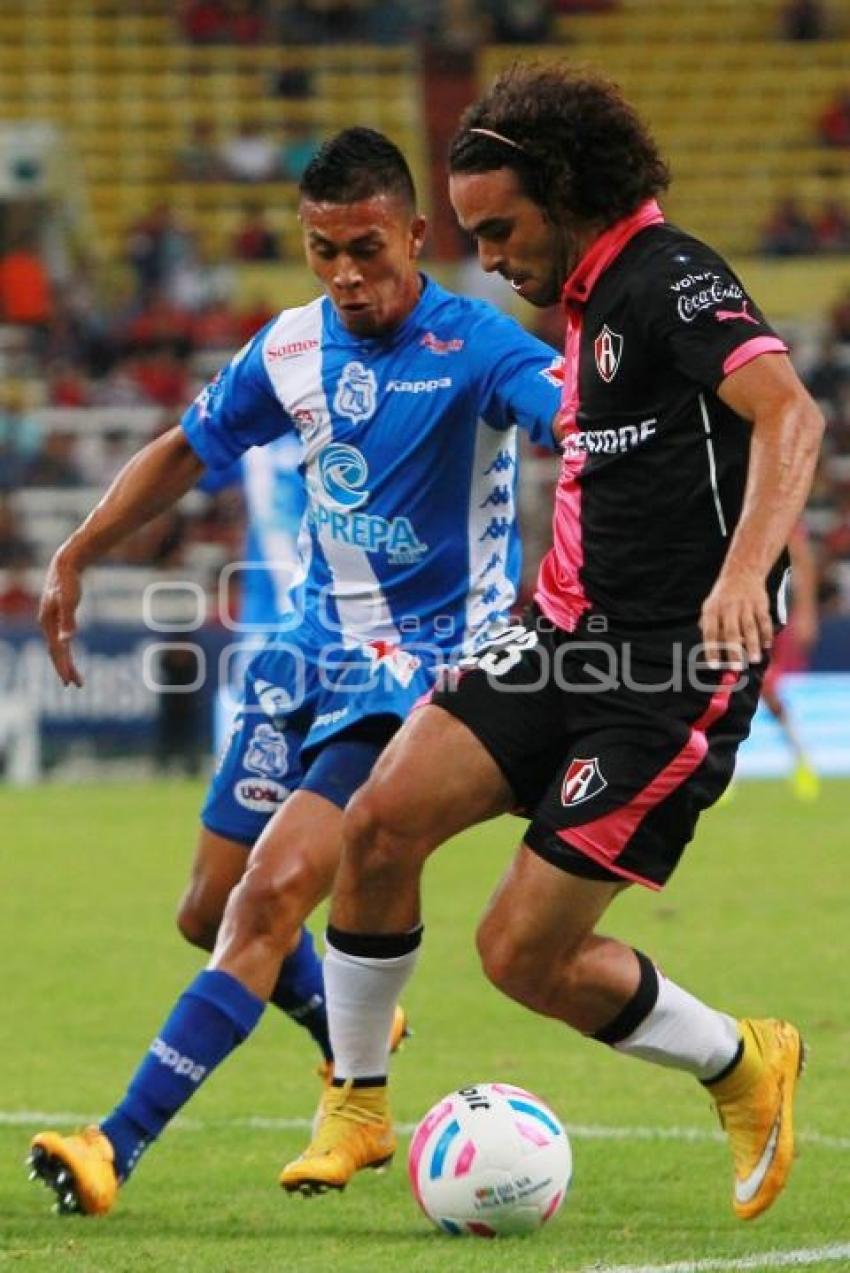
334, 360, 377, 423
561, 757, 608, 807
594, 326, 623, 383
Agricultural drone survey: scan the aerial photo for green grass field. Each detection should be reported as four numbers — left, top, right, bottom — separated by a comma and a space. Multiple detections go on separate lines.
1, 779, 849, 1273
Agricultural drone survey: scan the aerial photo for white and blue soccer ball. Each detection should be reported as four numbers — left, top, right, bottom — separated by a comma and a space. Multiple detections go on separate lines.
408, 1082, 572, 1237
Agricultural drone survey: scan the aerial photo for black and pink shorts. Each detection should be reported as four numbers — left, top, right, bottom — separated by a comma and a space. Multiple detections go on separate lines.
431, 608, 764, 890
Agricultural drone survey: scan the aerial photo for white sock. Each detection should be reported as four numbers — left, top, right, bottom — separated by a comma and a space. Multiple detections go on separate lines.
324, 940, 420, 1080
614, 971, 740, 1081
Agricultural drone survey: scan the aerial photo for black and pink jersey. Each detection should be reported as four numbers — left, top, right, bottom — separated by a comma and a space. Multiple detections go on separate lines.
536, 200, 789, 634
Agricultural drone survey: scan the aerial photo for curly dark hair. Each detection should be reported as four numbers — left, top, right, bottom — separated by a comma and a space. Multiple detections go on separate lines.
449, 62, 670, 227
300, 127, 416, 208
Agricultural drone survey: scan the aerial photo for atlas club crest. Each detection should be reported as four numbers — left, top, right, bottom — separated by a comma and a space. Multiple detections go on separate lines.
561, 757, 607, 807
594, 325, 623, 383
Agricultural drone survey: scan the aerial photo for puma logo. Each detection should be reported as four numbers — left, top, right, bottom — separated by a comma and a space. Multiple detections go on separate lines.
715, 301, 759, 326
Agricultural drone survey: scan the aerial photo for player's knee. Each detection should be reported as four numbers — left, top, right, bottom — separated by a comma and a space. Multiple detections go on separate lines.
344, 782, 429, 880
476, 916, 576, 1016
175, 892, 220, 952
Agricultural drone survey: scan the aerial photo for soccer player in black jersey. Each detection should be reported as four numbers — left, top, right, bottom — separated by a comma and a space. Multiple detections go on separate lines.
282, 65, 824, 1221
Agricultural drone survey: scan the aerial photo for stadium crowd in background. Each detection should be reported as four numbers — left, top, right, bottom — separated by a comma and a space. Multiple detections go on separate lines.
2, 0, 850, 633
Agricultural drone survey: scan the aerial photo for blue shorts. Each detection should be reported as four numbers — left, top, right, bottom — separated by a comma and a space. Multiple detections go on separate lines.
201, 619, 434, 846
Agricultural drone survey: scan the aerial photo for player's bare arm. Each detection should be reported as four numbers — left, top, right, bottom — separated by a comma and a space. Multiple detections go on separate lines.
39, 425, 205, 687
701, 353, 824, 668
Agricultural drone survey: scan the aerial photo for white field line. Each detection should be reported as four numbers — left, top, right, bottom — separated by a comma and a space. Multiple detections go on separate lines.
584, 1244, 850, 1273
2, 1111, 849, 1152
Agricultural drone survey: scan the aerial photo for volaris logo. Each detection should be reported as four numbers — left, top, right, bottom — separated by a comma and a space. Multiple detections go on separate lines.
318, 443, 370, 510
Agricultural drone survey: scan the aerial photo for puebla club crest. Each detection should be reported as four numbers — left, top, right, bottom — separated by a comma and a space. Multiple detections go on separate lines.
334, 359, 377, 424
594, 325, 623, 383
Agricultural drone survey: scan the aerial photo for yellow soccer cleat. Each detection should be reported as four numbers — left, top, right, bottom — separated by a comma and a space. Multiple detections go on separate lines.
281, 1080, 395, 1195
790, 761, 820, 802
27, 1126, 118, 1216
709, 1018, 805, 1221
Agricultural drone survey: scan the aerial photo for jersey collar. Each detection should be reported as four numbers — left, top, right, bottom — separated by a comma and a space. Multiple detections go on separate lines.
561, 199, 665, 308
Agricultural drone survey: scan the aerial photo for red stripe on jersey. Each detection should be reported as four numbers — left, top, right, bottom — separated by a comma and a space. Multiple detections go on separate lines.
722, 335, 787, 378
535, 307, 591, 631
556, 670, 738, 887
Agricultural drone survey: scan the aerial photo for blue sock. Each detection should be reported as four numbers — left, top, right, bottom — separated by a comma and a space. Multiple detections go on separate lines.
101, 969, 264, 1181
268, 927, 332, 1063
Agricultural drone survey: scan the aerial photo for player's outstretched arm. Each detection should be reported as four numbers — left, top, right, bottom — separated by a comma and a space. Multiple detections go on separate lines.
39, 425, 206, 687
701, 353, 824, 669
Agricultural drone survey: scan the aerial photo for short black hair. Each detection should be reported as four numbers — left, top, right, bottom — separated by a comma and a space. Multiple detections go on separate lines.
449, 61, 669, 228
299, 127, 416, 208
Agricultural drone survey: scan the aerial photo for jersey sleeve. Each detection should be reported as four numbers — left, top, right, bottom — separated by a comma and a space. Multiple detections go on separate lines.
195, 455, 243, 494
639, 240, 787, 392
181, 324, 291, 469
470, 307, 564, 450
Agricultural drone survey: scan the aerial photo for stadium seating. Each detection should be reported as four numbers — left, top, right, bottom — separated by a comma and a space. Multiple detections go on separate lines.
483, 4, 850, 254
0, 2, 425, 264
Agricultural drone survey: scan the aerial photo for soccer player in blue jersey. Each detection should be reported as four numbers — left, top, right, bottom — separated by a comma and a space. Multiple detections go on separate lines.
28, 128, 563, 1215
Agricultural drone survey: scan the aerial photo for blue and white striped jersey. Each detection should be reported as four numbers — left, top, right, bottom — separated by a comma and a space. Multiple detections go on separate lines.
182, 275, 562, 656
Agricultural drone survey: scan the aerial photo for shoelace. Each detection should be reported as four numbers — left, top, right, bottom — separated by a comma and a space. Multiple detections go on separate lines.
308, 1082, 387, 1153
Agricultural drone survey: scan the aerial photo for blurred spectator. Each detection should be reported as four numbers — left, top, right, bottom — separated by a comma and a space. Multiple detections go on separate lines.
485, 0, 554, 42
219, 124, 278, 183
812, 198, 850, 253
279, 122, 320, 181
180, 0, 228, 41
227, 0, 265, 42
0, 384, 42, 491
22, 430, 85, 488
269, 59, 314, 99
816, 89, 850, 148
0, 231, 53, 331
823, 486, 850, 559
167, 242, 234, 313
124, 290, 194, 357
829, 286, 850, 344
79, 429, 135, 487
191, 298, 240, 351
0, 499, 33, 568
236, 298, 276, 343
232, 204, 281, 261
155, 645, 206, 776
126, 205, 196, 302
174, 121, 223, 182
806, 335, 850, 423
181, 0, 266, 42
758, 197, 816, 256
46, 359, 91, 407
129, 349, 192, 409
0, 564, 38, 623
780, 0, 826, 40
280, 0, 386, 43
